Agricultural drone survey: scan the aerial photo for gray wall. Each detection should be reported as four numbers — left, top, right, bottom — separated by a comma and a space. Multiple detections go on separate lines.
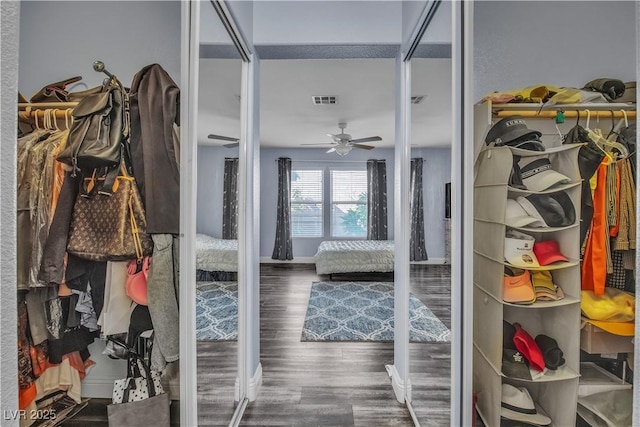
253, 1, 402, 44
474, 1, 637, 100
17, 0, 181, 398
260, 147, 395, 258
257, 146, 451, 260
19, 1, 181, 98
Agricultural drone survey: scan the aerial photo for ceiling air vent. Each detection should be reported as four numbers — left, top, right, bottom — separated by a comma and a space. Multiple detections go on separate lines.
312, 95, 337, 105
411, 95, 426, 104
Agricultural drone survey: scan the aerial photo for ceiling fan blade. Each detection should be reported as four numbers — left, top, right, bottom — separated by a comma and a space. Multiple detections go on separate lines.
352, 144, 375, 150
301, 143, 334, 146
208, 134, 240, 142
223, 142, 240, 148
350, 136, 382, 144
326, 147, 336, 153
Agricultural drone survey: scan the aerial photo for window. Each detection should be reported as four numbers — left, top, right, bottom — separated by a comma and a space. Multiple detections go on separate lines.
331, 170, 367, 238
291, 170, 323, 237
290, 167, 369, 239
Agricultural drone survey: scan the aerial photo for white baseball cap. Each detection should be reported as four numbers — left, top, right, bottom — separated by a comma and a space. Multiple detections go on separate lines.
519, 157, 571, 192
504, 230, 540, 268
505, 199, 545, 228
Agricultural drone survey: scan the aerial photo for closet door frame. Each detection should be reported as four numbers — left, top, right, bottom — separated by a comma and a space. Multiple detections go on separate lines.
179, 2, 259, 426
0, 2, 20, 424
400, 1, 475, 425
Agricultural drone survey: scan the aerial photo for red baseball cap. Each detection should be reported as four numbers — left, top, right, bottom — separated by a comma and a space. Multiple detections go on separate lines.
513, 323, 546, 372
533, 240, 568, 266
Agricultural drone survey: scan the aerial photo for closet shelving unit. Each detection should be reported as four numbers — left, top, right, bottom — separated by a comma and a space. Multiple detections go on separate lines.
472, 101, 636, 427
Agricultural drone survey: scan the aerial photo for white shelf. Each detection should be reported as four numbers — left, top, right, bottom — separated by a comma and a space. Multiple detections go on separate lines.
474, 250, 579, 271
475, 217, 580, 233
473, 101, 583, 427
474, 282, 580, 309
507, 143, 584, 157
506, 181, 582, 195
474, 343, 581, 383
490, 102, 636, 111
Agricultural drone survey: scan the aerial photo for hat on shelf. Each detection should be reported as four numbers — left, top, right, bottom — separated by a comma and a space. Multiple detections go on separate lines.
516, 191, 576, 228
503, 267, 536, 304
581, 289, 635, 336
513, 323, 546, 372
505, 199, 544, 228
500, 383, 552, 426
518, 157, 572, 192
532, 240, 569, 266
504, 230, 540, 268
530, 270, 565, 301
504, 320, 517, 350
534, 334, 565, 371
485, 116, 545, 152
502, 348, 532, 380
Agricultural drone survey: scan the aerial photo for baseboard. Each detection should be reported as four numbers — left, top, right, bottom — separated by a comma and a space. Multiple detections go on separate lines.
248, 363, 262, 401
385, 364, 411, 403
410, 257, 447, 265
261, 257, 448, 265
260, 257, 315, 264
234, 363, 263, 402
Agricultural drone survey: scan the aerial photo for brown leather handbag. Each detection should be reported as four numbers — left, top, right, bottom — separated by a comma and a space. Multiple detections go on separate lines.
67, 165, 153, 262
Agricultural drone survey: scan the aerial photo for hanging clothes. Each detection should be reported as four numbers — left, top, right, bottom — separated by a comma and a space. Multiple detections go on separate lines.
582, 160, 609, 295
129, 63, 180, 235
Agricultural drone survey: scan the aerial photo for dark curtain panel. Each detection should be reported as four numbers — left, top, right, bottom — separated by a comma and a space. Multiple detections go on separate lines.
367, 159, 388, 240
410, 158, 428, 261
222, 157, 239, 239
272, 157, 293, 260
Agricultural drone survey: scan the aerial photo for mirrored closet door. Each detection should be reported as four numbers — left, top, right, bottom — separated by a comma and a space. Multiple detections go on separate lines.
194, 3, 244, 423
256, 57, 406, 424
407, 1, 454, 424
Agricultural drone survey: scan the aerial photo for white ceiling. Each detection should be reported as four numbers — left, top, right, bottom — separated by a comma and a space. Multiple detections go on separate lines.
197, 57, 452, 149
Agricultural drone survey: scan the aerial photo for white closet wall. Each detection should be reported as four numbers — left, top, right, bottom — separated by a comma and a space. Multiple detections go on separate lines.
17, 0, 181, 398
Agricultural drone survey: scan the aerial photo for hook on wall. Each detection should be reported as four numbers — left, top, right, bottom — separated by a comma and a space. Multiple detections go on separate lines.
93, 60, 114, 79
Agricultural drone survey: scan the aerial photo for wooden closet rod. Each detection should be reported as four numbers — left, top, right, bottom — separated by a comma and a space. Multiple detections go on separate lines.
18, 108, 74, 121
18, 102, 78, 110
494, 110, 636, 119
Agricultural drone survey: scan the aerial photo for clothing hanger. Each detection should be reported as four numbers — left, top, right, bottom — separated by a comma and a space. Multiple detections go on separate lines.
64, 109, 72, 130
583, 109, 629, 158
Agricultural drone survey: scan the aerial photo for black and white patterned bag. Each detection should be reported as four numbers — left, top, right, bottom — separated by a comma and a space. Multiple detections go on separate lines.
112, 359, 164, 404
109, 338, 165, 404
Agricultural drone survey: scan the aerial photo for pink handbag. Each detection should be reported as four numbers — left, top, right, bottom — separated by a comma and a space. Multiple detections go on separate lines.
126, 257, 151, 306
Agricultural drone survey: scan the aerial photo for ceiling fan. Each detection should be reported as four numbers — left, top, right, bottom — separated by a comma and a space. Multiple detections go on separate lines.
302, 122, 382, 156
207, 134, 239, 148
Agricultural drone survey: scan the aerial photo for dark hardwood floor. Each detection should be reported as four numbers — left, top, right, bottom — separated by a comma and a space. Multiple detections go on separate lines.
67, 263, 451, 426
197, 263, 452, 427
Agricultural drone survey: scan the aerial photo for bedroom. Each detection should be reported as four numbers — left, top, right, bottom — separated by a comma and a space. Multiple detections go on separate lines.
194, 2, 453, 424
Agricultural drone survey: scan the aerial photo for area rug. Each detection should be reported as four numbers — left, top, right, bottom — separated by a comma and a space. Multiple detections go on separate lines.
301, 281, 450, 342
196, 281, 238, 341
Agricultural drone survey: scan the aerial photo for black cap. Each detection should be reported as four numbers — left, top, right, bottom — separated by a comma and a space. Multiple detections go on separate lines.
485, 116, 543, 148
534, 334, 565, 370
520, 191, 576, 227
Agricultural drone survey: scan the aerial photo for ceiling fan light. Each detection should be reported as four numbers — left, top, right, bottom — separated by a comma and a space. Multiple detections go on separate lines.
334, 144, 352, 156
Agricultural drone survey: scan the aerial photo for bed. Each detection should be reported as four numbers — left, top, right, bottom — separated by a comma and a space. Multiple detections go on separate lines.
195, 233, 238, 273
314, 240, 395, 275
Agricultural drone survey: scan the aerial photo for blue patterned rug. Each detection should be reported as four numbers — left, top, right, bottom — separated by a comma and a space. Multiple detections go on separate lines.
301, 281, 450, 342
196, 281, 238, 341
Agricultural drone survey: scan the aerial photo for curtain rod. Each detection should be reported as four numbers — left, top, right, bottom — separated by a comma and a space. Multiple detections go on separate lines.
283, 159, 385, 163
